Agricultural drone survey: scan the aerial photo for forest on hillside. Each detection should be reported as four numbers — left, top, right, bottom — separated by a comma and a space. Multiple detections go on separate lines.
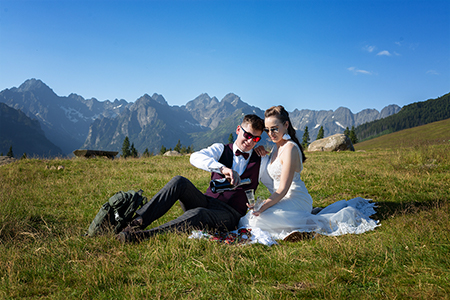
355, 92, 450, 141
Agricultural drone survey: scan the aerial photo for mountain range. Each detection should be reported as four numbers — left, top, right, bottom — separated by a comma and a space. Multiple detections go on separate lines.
0, 79, 401, 157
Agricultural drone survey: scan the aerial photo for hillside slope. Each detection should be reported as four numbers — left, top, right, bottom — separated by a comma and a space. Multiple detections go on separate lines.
0, 103, 63, 157
355, 92, 449, 141
355, 118, 450, 150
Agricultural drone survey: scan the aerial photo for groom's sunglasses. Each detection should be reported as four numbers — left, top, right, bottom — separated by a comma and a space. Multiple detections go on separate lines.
241, 126, 261, 143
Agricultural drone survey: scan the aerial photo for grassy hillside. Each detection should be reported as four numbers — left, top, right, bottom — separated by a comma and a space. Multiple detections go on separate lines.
355, 118, 450, 150
1, 141, 449, 298
355, 92, 450, 141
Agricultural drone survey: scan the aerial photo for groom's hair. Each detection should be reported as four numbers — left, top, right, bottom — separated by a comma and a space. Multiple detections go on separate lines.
242, 114, 264, 132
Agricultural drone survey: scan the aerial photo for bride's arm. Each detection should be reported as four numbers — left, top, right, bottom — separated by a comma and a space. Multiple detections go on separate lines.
254, 143, 300, 215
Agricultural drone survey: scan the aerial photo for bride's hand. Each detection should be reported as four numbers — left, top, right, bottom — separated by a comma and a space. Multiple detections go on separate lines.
251, 199, 267, 216
252, 210, 261, 216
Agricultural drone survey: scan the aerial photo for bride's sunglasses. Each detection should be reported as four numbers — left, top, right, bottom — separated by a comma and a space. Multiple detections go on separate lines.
264, 127, 279, 134
241, 126, 262, 143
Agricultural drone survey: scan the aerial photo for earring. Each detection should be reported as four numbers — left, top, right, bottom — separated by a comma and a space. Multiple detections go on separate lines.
282, 133, 291, 140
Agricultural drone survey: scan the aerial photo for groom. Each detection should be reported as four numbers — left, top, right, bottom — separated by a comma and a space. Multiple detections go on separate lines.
117, 114, 265, 242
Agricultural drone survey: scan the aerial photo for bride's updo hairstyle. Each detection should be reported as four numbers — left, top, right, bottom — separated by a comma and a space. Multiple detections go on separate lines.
265, 105, 307, 162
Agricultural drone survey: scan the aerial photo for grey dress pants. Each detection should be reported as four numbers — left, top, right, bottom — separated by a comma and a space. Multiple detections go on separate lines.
131, 176, 243, 239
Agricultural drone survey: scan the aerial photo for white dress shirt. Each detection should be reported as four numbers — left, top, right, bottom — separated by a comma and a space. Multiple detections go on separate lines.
191, 143, 278, 200
190, 143, 269, 180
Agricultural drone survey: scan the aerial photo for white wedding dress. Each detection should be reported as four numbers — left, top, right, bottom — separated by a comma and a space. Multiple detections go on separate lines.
238, 141, 379, 241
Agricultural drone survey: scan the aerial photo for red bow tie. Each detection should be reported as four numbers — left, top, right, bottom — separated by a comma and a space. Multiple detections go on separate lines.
235, 150, 249, 160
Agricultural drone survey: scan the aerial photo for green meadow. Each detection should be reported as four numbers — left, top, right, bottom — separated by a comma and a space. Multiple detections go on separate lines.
1, 121, 449, 299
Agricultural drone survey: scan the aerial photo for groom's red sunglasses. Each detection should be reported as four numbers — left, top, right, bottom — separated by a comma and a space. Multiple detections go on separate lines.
241, 126, 261, 143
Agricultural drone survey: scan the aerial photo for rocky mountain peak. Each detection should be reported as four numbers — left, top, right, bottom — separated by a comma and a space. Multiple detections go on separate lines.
133, 93, 168, 108
185, 93, 219, 111
67, 93, 85, 102
221, 93, 244, 107
151, 93, 168, 105
334, 106, 352, 114
380, 104, 401, 118
18, 78, 56, 96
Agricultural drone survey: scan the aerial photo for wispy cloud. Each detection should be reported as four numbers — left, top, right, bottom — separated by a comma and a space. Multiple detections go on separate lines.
347, 67, 372, 75
377, 50, 392, 56
363, 45, 376, 53
409, 43, 419, 50
363, 44, 399, 57
394, 39, 419, 51
426, 70, 439, 75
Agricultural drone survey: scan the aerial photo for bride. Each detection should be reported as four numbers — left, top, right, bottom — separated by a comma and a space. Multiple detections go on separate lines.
238, 105, 379, 241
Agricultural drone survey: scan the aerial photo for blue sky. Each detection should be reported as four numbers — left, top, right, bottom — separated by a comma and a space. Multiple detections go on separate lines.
1, 0, 449, 113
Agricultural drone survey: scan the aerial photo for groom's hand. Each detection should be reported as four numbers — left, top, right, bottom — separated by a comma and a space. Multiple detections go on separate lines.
221, 167, 241, 186
254, 145, 269, 157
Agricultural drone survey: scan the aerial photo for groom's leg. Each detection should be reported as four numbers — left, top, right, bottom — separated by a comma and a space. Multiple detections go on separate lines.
146, 199, 242, 234
135, 175, 208, 228
121, 199, 243, 242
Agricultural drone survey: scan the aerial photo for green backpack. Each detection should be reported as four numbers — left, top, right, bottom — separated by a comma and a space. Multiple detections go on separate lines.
87, 189, 147, 237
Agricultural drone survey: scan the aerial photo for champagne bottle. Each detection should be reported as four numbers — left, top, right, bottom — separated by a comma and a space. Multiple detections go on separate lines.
210, 178, 251, 193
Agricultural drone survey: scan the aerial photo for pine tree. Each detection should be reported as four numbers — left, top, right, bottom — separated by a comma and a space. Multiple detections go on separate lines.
6, 146, 14, 158
174, 140, 182, 153
228, 133, 234, 144
349, 126, 358, 144
302, 126, 310, 149
160, 145, 167, 155
121, 136, 131, 158
130, 143, 138, 158
316, 126, 324, 140
344, 127, 350, 137
143, 148, 150, 157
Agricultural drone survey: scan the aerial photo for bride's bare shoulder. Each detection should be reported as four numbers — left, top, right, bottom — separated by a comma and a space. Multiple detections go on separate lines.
280, 142, 299, 158
284, 141, 299, 153
281, 141, 302, 163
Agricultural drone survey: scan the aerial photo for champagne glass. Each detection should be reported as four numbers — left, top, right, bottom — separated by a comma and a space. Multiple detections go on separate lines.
254, 196, 264, 212
245, 189, 255, 206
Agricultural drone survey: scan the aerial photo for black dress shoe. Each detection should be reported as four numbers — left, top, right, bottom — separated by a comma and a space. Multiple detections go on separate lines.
132, 216, 144, 226
121, 216, 144, 233
116, 232, 131, 243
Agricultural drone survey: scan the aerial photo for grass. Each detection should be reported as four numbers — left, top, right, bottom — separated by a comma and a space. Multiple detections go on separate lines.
355, 117, 450, 151
1, 126, 450, 299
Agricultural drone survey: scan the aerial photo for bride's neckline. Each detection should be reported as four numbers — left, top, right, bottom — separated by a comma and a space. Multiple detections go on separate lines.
270, 140, 293, 165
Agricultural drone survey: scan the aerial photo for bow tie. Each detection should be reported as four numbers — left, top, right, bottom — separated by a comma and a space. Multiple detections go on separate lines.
235, 150, 249, 160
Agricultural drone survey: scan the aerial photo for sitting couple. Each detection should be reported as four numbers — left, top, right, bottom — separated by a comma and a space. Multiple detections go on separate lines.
117, 106, 378, 243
